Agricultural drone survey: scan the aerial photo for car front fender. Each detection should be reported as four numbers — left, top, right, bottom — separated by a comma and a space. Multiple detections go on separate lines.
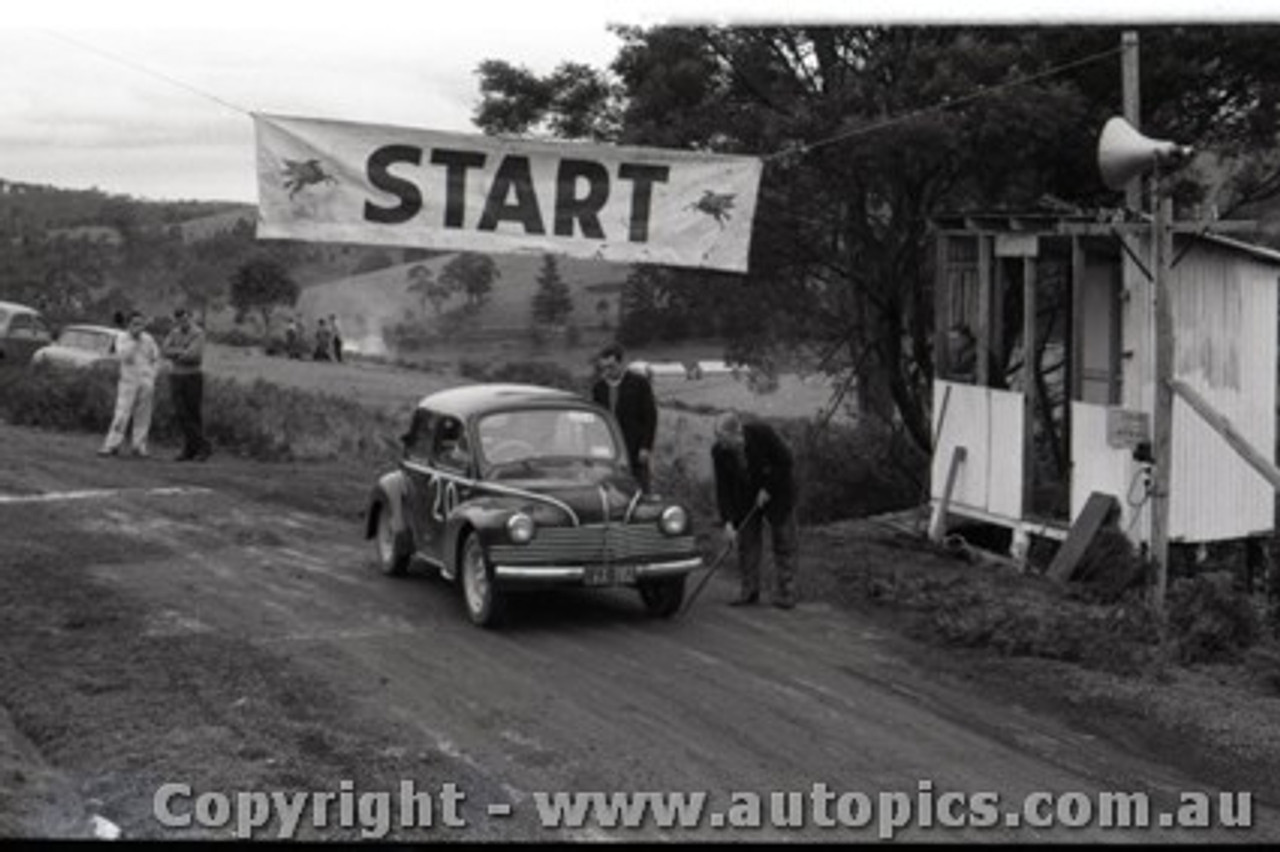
365, 470, 409, 540
443, 502, 518, 577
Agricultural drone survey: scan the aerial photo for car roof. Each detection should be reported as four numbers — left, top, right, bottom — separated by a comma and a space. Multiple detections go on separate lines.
416, 383, 588, 417
0, 300, 40, 316
59, 324, 119, 335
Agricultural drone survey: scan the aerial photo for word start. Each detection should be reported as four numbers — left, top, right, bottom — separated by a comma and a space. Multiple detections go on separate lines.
364, 146, 671, 243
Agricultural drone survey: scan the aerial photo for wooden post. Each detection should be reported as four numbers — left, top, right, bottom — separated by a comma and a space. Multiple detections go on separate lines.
1150, 192, 1174, 609
1070, 236, 1085, 402
1122, 31, 1141, 213
1022, 256, 1038, 513
935, 234, 951, 379
977, 236, 992, 386
929, 446, 967, 543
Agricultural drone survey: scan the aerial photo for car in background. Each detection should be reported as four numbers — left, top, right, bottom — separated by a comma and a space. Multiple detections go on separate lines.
31, 324, 122, 371
365, 383, 702, 627
0, 301, 53, 365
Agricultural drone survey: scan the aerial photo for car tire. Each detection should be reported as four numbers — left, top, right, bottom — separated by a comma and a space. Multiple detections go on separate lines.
638, 576, 686, 618
460, 533, 505, 628
374, 502, 411, 577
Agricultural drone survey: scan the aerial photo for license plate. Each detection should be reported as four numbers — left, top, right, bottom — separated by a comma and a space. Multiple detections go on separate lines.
583, 564, 637, 587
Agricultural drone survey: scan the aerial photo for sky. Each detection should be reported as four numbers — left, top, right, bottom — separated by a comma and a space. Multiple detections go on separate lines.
0, 0, 1270, 204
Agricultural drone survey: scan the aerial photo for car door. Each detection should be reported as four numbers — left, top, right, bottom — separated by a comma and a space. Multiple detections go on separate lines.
400, 409, 440, 563
421, 415, 474, 563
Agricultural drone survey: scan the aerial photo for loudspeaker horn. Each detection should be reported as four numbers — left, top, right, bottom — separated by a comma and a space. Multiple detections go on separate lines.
1097, 116, 1193, 190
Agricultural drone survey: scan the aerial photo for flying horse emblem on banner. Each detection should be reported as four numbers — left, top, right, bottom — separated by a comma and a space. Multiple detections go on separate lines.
687, 190, 736, 227
281, 158, 338, 198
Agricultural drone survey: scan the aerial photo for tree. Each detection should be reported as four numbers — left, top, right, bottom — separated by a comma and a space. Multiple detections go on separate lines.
531, 254, 574, 327
440, 253, 499, 308
407, 263, 453, 316
229, 257, 299, 342
474, 60, 619, 140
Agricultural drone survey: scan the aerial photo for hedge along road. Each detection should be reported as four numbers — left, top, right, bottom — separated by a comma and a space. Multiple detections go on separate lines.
0, 421, 1276, 841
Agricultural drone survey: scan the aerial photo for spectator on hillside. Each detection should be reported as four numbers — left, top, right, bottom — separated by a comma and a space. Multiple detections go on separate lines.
314, 318, 333, 362
329, 314, 344, 363
161, 307, 211, 462
591, 342, 657, 492
98, 311, 159, 459
711, 411, 799, 609
285, 317, 301, 359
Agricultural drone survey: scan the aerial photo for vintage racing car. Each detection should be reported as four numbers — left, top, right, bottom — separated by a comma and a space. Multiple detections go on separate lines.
365, 384, 702, 626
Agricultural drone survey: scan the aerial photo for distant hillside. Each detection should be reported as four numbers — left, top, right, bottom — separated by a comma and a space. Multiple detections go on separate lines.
297, 253, 631, 354
0, 177, 242, 235
173, 207, 256, 243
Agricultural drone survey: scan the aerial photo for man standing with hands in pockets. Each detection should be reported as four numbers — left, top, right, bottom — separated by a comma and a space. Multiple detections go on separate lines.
98, 311, 159, 458
711, 411, 799, 609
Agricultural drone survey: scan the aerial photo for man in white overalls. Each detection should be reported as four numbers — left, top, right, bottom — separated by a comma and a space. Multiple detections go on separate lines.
99, 311, 160, 458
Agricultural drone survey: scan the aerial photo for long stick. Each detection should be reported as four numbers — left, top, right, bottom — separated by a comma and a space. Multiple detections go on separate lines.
678, 502, 762, 619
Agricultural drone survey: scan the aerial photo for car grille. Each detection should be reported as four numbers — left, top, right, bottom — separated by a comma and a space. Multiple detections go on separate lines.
487, 524, 696, 566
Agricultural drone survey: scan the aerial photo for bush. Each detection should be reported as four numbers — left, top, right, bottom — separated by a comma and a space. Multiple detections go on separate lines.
0, 363, 401, 464
1168, 571, 1262, 663
207, 327, 261, 349
905, 577, 1162, 674
777, 418, 926, 525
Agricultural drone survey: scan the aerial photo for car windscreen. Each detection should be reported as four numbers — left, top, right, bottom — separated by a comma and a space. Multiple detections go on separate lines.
8, 313, 49, 339
477, 408, 619, 468
58, 329, 114, 354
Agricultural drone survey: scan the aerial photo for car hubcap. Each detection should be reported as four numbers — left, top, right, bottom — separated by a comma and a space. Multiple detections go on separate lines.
463, 543, 488, 615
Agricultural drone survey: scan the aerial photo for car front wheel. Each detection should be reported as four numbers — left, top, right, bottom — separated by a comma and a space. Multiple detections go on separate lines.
374, 503, 410, 576
638, 576, 686, 618
461, 534, 505, 627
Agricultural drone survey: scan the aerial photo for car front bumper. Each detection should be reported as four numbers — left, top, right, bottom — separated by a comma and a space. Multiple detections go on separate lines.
492, 557, 701, 586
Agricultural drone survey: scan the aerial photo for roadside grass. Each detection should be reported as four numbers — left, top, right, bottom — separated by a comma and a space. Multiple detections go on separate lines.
0, 363, 402, 465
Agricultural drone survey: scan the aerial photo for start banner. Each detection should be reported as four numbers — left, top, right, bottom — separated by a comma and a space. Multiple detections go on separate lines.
254, 113, 762, 273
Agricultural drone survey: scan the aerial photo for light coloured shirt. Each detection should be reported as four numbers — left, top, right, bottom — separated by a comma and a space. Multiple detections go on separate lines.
117, 331, 160, 384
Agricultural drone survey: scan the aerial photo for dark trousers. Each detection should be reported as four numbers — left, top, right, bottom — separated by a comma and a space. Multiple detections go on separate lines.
169, 371, 208, 457
737, 509, 799, 597
632, 455, 652, 493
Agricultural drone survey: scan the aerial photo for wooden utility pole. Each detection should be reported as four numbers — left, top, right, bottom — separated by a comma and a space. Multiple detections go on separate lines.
1150, 190, 1174, 608
1122, 32, 1141, 212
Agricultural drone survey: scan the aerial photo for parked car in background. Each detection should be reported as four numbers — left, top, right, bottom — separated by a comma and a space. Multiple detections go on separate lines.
365, 383, 702, 627
31, 324, 121, 371
0, 300, 53, 365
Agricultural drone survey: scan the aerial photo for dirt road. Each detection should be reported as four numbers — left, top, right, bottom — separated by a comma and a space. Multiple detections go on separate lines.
0, 421, 1275, 841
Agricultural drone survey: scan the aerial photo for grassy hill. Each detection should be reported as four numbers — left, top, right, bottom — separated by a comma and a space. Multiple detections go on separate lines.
296, 252, 631, 355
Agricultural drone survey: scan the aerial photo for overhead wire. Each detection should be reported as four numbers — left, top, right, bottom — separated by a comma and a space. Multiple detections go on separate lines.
41, 29, 252, 117
39, 27, 1124, 165
760, 44, 1125, 163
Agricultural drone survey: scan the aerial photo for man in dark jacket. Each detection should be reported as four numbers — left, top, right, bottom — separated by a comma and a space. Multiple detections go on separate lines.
591, 342, 657, 492
161, 307, 211, 462
711, 411, 798, 609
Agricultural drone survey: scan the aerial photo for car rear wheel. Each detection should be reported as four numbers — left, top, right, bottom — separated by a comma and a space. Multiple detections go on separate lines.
374, 504, 410, 576
638, 576, 686, 618
461, 534, 505, 627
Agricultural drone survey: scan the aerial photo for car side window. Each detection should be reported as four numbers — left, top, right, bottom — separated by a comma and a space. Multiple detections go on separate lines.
7, 315, 35, 339
431, 416, 473, 474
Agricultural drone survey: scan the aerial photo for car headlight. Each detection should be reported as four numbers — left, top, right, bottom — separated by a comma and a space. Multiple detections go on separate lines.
506, 512, 536, 544
659, 505, 688, 536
